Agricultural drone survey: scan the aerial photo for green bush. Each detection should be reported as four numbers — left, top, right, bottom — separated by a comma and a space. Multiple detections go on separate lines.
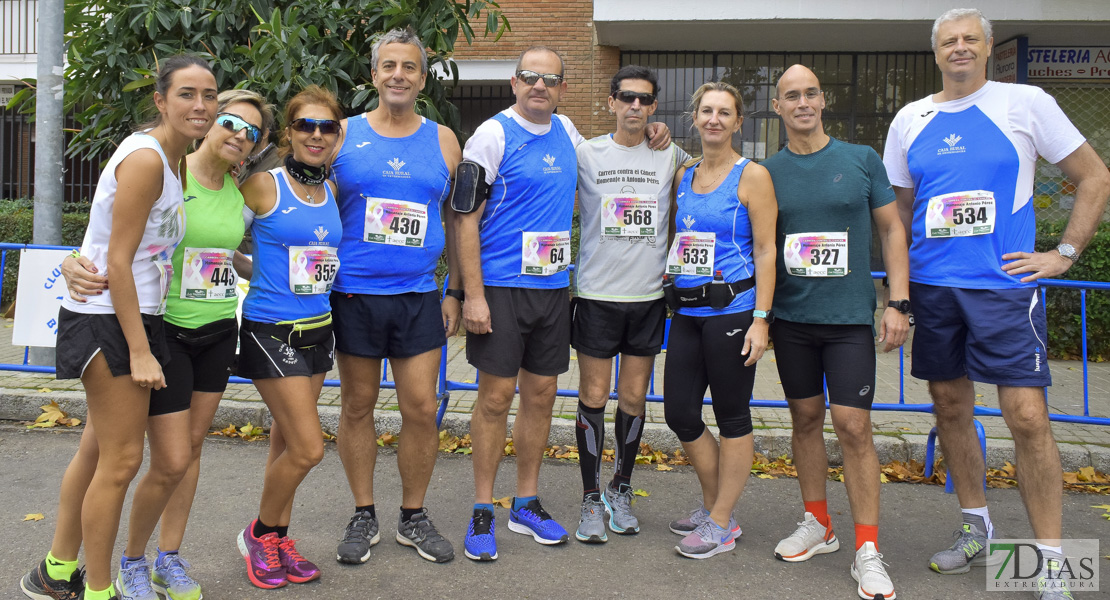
1035, 219, 1110, 361
0, 202, 90, 305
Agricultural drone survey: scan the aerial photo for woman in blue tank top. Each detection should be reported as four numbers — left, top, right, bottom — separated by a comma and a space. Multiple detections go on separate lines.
663, 82, 778, 559
234, 85, 344, 589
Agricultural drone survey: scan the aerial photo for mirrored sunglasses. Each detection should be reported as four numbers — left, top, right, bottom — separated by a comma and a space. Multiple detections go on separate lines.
613, 90, 656, 105
215, 112, 263, 144
290, 117, 341, 136
516, 70, 564, 87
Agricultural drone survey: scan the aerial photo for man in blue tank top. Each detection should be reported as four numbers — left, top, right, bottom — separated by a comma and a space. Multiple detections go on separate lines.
329, 27, 461, 565
763, 64, 909, 600
883, 9, 1110, 598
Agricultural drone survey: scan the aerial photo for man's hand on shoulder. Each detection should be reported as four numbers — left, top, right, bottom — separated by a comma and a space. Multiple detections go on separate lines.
645, 122, 671, 150
1000, 250, 1073, 283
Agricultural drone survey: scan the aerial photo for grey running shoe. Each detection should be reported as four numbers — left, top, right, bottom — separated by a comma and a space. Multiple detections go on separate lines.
337, 510, 380, 564
116, 556, 158, 600
151, 553, 202, 600
602, 483, 640, 534
929, 515, 994, 574
1034, 553, 1076, 600
669, 505, 710, 535
575, 494, 608, 543
19, 559, 84, 600
670, 504, 742, 536
396, 509, 454, 563
675, 518, 737, 559
852, 541, 896, 599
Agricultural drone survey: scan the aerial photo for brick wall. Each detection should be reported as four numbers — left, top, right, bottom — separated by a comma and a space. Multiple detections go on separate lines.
454, 0, 618, 139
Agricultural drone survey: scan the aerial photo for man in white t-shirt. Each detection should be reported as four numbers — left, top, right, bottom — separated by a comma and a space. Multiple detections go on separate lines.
449, 47, 671, 561
882, 9, 1109, 599
571, 65, 688, 544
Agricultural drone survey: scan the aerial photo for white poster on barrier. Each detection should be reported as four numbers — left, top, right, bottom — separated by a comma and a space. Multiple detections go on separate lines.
12, 249, 72, 348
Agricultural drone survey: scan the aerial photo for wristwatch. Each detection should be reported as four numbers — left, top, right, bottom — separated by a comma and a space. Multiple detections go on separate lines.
888, 299, 912, 314
752, 309, 774, 324
1056, 243, 1079, 262
445, 288, 465, 302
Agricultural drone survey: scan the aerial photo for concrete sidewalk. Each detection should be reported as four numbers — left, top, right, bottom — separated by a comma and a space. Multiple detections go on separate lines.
2, 317, 1108, 470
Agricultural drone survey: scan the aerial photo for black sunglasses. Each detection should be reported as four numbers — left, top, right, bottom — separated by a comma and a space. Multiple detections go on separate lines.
516, 70, 564, 87
613, 90, 656, 105
290, 117, 341, 136
215, 112, 263, 144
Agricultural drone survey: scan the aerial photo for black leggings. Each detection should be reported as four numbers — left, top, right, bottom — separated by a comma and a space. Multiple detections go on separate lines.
663, 311, 757, 442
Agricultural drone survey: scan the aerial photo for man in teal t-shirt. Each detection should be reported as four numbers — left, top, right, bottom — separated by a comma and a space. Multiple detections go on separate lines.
760, 64, 910, 600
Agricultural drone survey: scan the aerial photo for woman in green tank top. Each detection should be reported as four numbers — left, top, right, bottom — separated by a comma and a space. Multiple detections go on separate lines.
58, 89, 273, 600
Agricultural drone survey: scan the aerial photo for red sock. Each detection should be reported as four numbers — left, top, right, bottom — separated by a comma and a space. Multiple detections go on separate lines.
803, 500, 830, 529
855, 523, 879, 551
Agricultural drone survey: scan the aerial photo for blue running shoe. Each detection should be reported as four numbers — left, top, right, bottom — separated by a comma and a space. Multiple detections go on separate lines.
464, 508, 498, 562
508, 497, 568, 545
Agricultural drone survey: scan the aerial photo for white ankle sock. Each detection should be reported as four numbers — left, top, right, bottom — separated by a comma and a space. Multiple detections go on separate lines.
961, 506, 994, 538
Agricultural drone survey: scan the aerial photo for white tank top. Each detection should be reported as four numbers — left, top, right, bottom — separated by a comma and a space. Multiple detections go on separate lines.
64, 133, 186, 315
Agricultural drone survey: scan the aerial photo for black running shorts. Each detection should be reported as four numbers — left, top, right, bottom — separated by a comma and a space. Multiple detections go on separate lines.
466, 286, 570, 378
571, 297, 666, 358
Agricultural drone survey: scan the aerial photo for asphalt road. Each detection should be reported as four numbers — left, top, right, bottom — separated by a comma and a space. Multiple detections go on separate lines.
2, 425, 1107, 599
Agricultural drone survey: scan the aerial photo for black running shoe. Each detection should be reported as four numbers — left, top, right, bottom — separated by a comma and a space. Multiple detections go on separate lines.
20, 559, 85, 600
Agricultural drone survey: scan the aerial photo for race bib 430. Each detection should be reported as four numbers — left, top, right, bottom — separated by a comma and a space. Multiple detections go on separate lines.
363, 196, 429, 247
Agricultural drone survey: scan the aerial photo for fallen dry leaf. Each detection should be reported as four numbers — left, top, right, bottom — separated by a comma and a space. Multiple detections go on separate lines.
23, 513, 44, 521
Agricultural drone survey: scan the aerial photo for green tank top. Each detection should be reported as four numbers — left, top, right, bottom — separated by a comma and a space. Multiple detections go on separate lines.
164, 170, 246, 328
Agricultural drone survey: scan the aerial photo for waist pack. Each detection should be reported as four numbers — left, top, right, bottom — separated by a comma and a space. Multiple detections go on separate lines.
662, 275, 754, 310
247, 313, 333, 348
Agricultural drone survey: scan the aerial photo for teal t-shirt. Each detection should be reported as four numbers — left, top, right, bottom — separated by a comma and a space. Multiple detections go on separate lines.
164, 171, 246, 328
761, 137, 894, 326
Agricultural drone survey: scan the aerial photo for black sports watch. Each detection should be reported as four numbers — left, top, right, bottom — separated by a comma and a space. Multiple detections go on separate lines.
445, 288, 465, 302
888, 299, 911, 314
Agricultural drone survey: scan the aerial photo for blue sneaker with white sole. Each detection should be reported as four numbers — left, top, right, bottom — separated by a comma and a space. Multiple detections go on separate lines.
464, 508, 498, 561
508, 497, 568, 545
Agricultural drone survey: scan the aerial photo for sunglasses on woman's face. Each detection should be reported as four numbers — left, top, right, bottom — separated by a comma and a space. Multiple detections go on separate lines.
215, 112, 263, 144
289, 117, 341, 136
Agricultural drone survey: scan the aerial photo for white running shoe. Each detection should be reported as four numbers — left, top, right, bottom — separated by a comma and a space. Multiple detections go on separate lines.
851, 541, 896, 600
774, 512, 840, 562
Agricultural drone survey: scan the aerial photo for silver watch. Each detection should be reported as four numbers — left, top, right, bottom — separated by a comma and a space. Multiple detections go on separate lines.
1056, 243, 1079, 262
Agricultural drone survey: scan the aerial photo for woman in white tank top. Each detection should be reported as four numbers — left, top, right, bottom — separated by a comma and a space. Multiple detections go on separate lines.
38, 56, 218, 600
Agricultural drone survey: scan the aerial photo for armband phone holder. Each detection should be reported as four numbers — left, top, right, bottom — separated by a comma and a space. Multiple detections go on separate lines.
449, 160, 490, 214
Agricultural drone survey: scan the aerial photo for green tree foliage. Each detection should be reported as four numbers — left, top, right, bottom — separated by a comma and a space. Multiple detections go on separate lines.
12, 0, 507, 159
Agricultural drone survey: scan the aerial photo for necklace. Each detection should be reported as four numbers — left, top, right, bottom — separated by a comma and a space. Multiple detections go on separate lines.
291, 175, 322, 203
695, 155, 736, 189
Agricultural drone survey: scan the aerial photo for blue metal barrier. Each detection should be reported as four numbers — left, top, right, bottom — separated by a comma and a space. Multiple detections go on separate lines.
2, 243, 1108, 428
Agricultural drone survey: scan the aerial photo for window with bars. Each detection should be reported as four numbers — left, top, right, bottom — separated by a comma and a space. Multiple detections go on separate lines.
620, 51, 941, 160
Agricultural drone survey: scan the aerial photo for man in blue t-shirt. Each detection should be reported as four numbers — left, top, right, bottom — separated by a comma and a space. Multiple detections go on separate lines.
883, 9, 1110, 598
763, 64, 909, 600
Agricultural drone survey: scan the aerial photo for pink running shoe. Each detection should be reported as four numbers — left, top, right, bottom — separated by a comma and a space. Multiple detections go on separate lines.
279, 537, 321, 583
237, 520, 287, 589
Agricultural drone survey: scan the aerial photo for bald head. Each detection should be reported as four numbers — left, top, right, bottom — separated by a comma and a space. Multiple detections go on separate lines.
772, 64, 826, 140
776, 64, 820, 98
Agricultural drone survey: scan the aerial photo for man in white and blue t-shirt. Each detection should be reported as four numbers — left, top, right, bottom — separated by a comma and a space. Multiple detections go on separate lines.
883, 9, 1110, 598
450, 47, 670, 562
